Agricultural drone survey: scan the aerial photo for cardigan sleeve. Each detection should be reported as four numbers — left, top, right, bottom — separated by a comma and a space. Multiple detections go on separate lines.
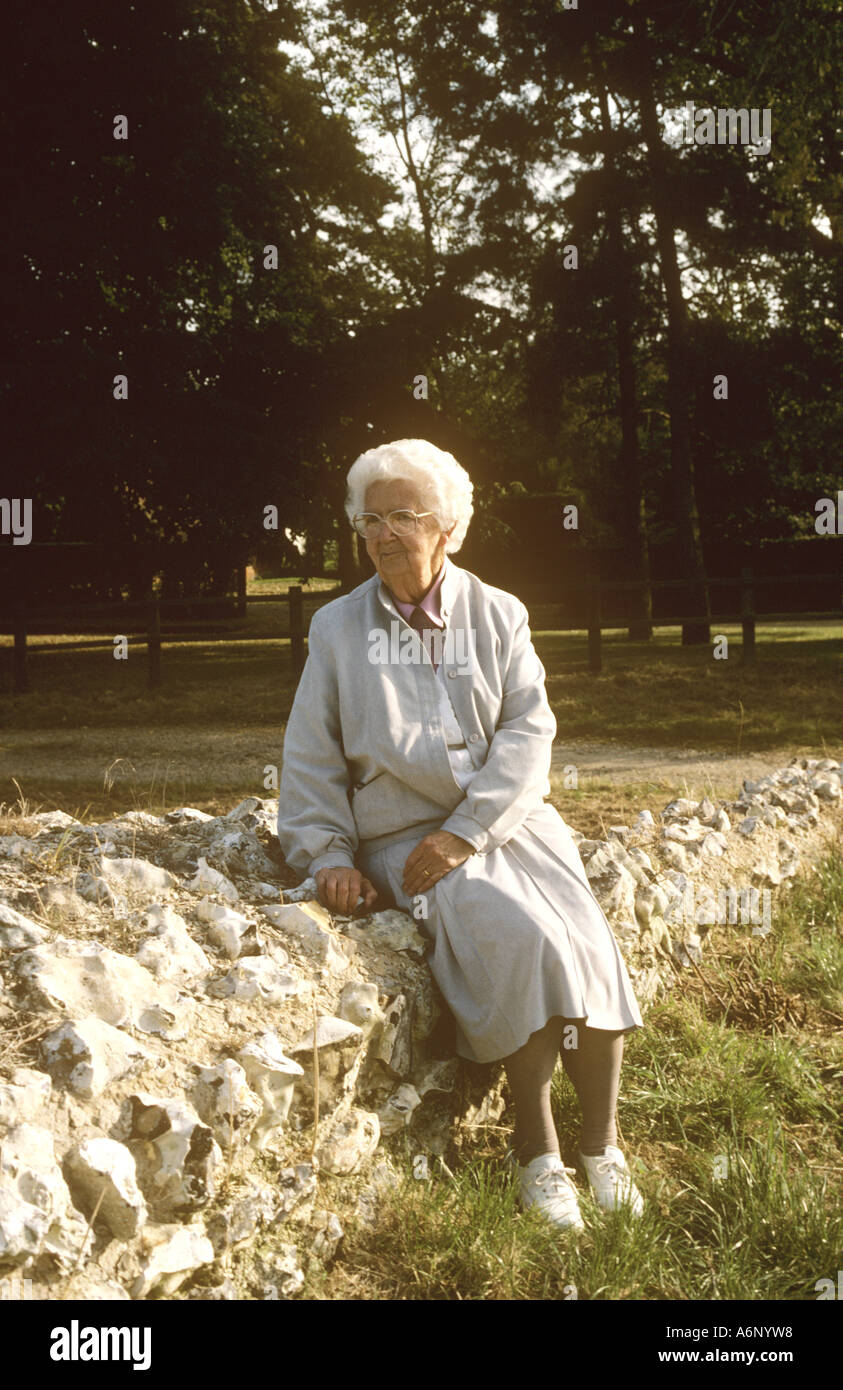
276, 613, 359, 878
439, 600, 555, 855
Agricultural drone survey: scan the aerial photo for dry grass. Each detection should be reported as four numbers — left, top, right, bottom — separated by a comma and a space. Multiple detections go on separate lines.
0, 780, 44, 838
0, 1016, 60, 1079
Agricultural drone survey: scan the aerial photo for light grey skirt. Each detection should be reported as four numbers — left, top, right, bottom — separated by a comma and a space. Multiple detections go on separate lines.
357, 801, 644, 1064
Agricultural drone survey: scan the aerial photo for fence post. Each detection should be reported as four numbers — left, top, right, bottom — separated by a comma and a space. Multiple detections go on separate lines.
289, 585, 305, 672
588, 578, 602, 674
13, 604, 29, 693
236, 564, 247, 618
147, 599, 162, 688
740, 566, 755, 663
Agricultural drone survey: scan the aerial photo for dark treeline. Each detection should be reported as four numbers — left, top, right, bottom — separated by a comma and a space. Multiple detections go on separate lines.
2, 0, 841, 634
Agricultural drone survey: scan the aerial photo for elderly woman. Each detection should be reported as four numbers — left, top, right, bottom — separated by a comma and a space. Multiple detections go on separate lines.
277, 439, 644, 1230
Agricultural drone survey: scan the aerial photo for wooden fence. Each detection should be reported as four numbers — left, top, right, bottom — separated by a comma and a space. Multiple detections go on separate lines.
5, 587, 310, 693
3, 570, 841, 692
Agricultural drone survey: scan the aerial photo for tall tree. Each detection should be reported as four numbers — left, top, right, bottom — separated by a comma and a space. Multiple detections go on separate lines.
1, 0, 392, 597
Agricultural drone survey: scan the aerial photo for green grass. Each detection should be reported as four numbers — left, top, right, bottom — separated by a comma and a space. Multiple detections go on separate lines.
247, 576, 338, 594
0, 596, 840, 1300
303, 836, 843, 1300
0, 616, 838, 825
538, 623, 842, 751
1, 617, 840, 742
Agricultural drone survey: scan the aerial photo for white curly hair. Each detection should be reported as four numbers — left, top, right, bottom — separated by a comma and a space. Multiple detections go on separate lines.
344, 439, 474, 553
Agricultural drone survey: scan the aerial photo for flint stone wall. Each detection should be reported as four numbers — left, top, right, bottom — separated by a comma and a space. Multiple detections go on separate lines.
0, 758, 839, 1298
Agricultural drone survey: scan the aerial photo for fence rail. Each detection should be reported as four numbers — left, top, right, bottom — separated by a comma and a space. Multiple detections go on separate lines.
2, 570, 841, 690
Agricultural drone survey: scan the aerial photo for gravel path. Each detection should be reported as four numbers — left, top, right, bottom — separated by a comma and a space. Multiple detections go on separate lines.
3, 725, 836, 809
547, 741, 826, 800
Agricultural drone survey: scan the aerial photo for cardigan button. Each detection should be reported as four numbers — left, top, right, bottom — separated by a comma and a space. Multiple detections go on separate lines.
447, 669, 457, 678
469, 733, 481, 743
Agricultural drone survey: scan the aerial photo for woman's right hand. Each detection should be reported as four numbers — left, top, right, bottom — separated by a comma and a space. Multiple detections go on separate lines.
315, 866, 379, 916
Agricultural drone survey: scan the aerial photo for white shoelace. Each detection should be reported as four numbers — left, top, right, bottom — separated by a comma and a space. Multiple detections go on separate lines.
590, 1157, 625, 1177
534, 1165, 578, 1191
587, 1156, 639, 1199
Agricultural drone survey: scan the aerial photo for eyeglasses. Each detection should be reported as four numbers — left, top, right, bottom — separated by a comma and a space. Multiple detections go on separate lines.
351, 509, 437, 539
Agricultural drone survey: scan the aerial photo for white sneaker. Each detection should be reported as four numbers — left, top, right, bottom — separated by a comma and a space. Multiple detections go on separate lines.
579, 1145, 644, 1216
516, 1153, 585, 1231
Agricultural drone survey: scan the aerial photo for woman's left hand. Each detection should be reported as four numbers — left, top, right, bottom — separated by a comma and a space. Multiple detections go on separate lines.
402, 831, 476, 897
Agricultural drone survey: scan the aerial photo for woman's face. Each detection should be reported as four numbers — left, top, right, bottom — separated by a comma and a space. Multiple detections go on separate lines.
363, 478, 452, 599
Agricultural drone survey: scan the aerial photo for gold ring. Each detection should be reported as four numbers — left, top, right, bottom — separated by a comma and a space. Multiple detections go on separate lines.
423, 868, 431, 877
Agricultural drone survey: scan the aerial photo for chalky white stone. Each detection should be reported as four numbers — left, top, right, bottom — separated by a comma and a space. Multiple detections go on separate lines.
0, 755, 838, 1295
195, 899, 257, 958
114, 1093, 222, 1218
274, 1163, 318, 1218
136, 903, 211, 983
634, 883, 670, 927
311, 1209, 344, 1260
263, 901, 349, 974
258, 1242, 306, 1299
132, 1222, 215, 1298
208, 956, 302, 1003
13, 1065, 50, 1093
281, 877, 319, 903
317, 1107, 380, 1175
237, 1033, 305, 1150
0, 1081, 46, 1131
99, 855, 177, 894
777, 837, 800, 878
626, 846, 654, 874
662, 818, 703, 843
347, 908, 427, 956
191, 1059, 262, 1149
72, 872, 117, 906
0, 1122, 87, 1270
41, 1017, 149, 1098
378, 1084, 422, 1136
205, 1176, 279, 1254
63, 1138, 147, 1239
290, 1016, 364, 1052
188, 857, 239, 902
338, 981, 385, 1035
0, 835, 29, 859
584, 852, 638, 918
0, 903, 50, 951
32, 811, 79, 831
617, 848, 653, 886
373, 992, 413, 1077
18, 938, 192, 1040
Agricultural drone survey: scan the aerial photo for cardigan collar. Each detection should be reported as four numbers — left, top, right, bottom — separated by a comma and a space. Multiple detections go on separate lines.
376, 554, 462, 624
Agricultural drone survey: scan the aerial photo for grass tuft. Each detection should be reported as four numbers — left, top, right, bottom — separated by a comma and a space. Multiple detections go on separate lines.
304, 835, 843, 1300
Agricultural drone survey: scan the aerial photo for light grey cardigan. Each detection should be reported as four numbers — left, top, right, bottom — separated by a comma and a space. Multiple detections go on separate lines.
277, 557, 558, 877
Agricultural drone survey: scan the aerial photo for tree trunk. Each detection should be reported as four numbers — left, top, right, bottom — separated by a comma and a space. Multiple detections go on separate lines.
595, 76, 653, 641
633, 18, 710, 644
337, 517, 359, 593
306, 536, 324, 577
